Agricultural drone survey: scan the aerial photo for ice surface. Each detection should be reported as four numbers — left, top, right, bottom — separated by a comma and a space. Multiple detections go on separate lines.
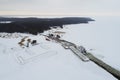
0, 16, 120, 80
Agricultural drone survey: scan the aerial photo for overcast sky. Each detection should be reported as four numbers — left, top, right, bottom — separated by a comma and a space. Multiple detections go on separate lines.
0, 0, 120, 16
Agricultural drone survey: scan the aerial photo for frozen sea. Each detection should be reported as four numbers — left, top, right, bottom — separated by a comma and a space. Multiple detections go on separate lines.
0, 15, 120, 80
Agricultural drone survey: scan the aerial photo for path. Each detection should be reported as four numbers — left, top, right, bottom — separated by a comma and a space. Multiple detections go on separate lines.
45, 35, 120, 80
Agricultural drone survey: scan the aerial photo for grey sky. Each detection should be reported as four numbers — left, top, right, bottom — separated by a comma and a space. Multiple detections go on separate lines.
0, 0, 120, 15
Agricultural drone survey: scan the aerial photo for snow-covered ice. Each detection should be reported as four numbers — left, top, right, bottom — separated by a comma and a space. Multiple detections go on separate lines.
0, 16, 120, 80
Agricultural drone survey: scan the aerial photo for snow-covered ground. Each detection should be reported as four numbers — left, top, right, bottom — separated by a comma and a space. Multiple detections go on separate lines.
62, 16, 120, 70
0, 16, 120, 80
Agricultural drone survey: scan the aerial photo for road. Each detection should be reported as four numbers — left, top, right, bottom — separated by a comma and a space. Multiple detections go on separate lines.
46, 36, 120, 80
